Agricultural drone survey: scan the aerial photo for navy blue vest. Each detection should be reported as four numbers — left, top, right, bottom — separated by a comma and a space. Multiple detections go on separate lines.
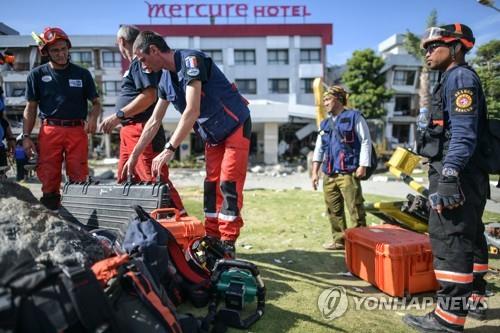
159, 49, 250, 144
320, 109, 362, 175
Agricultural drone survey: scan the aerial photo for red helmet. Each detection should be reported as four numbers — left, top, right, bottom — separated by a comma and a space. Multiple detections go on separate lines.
0, 51, 15, 65
421, 23, 475, 51
34, 27, 72, 54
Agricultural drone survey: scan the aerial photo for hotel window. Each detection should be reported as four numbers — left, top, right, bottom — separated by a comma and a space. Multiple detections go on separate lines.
202, 49, 223, 65
267, 49, 289, 65
234, 49, 256, 65
300, 49, 321, 63
268, 79, 289, 94
393, 70, 416, 86
101, 51, 121, 68
103, 81, 121, 96
235, 79, 257, 95
300, 78, 315, 93
70, 51, 92, 67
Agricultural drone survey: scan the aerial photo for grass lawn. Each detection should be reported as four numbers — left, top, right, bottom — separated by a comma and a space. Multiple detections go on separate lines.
178, 188, 500, 333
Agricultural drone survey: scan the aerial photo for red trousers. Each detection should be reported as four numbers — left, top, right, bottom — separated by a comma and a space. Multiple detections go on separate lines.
117, 123, 185, 214
204, 121, 250, 241
37, 124, 88, 195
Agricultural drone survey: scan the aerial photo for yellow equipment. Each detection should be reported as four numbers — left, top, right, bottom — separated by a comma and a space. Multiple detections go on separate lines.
312, 78, 327, 128
365, 147, 430, 233
386, 147, 428, 197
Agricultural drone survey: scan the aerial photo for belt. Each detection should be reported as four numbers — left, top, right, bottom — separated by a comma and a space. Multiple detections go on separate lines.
43, 119, 85, 127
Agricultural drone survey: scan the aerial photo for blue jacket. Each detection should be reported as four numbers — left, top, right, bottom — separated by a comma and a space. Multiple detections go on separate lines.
442, 64, 487, 171
158, 49, 250, 144
320, 109, 362, 175
418, 64, 487, 171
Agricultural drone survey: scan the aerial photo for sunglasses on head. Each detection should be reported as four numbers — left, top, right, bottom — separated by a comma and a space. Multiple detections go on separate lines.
423, 42, 447, 55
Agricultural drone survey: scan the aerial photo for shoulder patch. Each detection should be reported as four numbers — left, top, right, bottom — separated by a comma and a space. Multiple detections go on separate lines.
187, 68, 200, 77
453, 88, 475, 115
185, 56, 198, 69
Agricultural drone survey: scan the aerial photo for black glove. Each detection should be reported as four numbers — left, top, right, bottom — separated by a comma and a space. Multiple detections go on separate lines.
429, 176, 465, 211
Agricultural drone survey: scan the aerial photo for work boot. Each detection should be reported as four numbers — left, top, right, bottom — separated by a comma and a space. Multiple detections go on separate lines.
468, 303, 487, 321
222, 240, 236, 259
403, 312, 462, 333
40, 192, 61, 212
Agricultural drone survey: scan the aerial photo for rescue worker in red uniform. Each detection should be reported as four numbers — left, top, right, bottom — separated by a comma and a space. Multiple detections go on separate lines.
403, 24, 489, 333
100, 25, 186, 214
23, 27, 101, 210
122, 31, 251, 257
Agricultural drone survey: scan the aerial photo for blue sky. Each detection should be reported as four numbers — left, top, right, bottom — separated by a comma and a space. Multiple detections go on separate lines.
3, 0, 500, 65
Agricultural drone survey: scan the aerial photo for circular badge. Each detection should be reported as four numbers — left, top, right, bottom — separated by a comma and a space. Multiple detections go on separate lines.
455, 93, 472, 109
41, 75, 52, 82
187, 68, 200, 77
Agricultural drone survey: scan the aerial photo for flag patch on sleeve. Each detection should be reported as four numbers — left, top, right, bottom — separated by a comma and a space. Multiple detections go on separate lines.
185, 56, 198, 68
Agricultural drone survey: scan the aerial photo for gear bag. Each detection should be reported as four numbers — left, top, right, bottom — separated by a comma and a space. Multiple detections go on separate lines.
91, 254, 197, 333
123, 205, 214, 308
0, 259, 117, 333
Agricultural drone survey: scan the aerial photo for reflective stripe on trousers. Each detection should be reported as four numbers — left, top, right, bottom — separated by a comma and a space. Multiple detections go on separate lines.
204, 119, 250, 241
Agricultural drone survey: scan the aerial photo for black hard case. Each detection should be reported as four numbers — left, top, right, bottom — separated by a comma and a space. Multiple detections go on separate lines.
59, 180, 171, 237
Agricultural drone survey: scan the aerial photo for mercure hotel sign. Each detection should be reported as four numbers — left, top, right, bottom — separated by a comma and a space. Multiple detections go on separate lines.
145, 2, 311, 18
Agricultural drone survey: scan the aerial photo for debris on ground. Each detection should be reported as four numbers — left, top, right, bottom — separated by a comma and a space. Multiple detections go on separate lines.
0, 181, 106, 273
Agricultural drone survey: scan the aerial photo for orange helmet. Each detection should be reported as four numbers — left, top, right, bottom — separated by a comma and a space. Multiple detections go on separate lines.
0, 51, 15, 65
421, 23, 475, 51
33, 27, 72, 54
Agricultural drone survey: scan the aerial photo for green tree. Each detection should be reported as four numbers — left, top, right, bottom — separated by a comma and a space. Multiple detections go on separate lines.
341, 49, 392, 119
473, 39, 500, 119
404, 9, 438, 109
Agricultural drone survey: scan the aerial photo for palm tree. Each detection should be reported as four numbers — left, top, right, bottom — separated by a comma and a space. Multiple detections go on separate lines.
403, 10, 438, 110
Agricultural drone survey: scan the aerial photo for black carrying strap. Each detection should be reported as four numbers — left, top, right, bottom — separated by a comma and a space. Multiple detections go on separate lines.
205, 259, 265, 331
60, 265, 117, 332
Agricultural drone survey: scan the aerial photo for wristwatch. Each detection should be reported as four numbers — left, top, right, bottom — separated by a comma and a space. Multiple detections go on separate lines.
165, 142, 177, 153
22, 133, 31, 140
442, 167, 459, 177
115, 110, 126, 120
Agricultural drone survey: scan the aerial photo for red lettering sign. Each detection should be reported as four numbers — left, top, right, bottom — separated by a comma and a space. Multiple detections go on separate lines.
145, 2, 310, 19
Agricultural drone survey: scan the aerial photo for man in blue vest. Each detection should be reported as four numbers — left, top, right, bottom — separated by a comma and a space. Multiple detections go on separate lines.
122, 31, 251, 257
311, 85, 372, 250
403, 23, 489, 333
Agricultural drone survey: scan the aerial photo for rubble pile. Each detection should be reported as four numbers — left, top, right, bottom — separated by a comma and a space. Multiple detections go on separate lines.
0, 181, 106, 273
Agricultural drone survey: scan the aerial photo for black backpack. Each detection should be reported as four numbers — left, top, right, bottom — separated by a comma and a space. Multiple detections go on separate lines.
476, 118, 500, 175
0, 259, 117, 333
360, 144, 378, 181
